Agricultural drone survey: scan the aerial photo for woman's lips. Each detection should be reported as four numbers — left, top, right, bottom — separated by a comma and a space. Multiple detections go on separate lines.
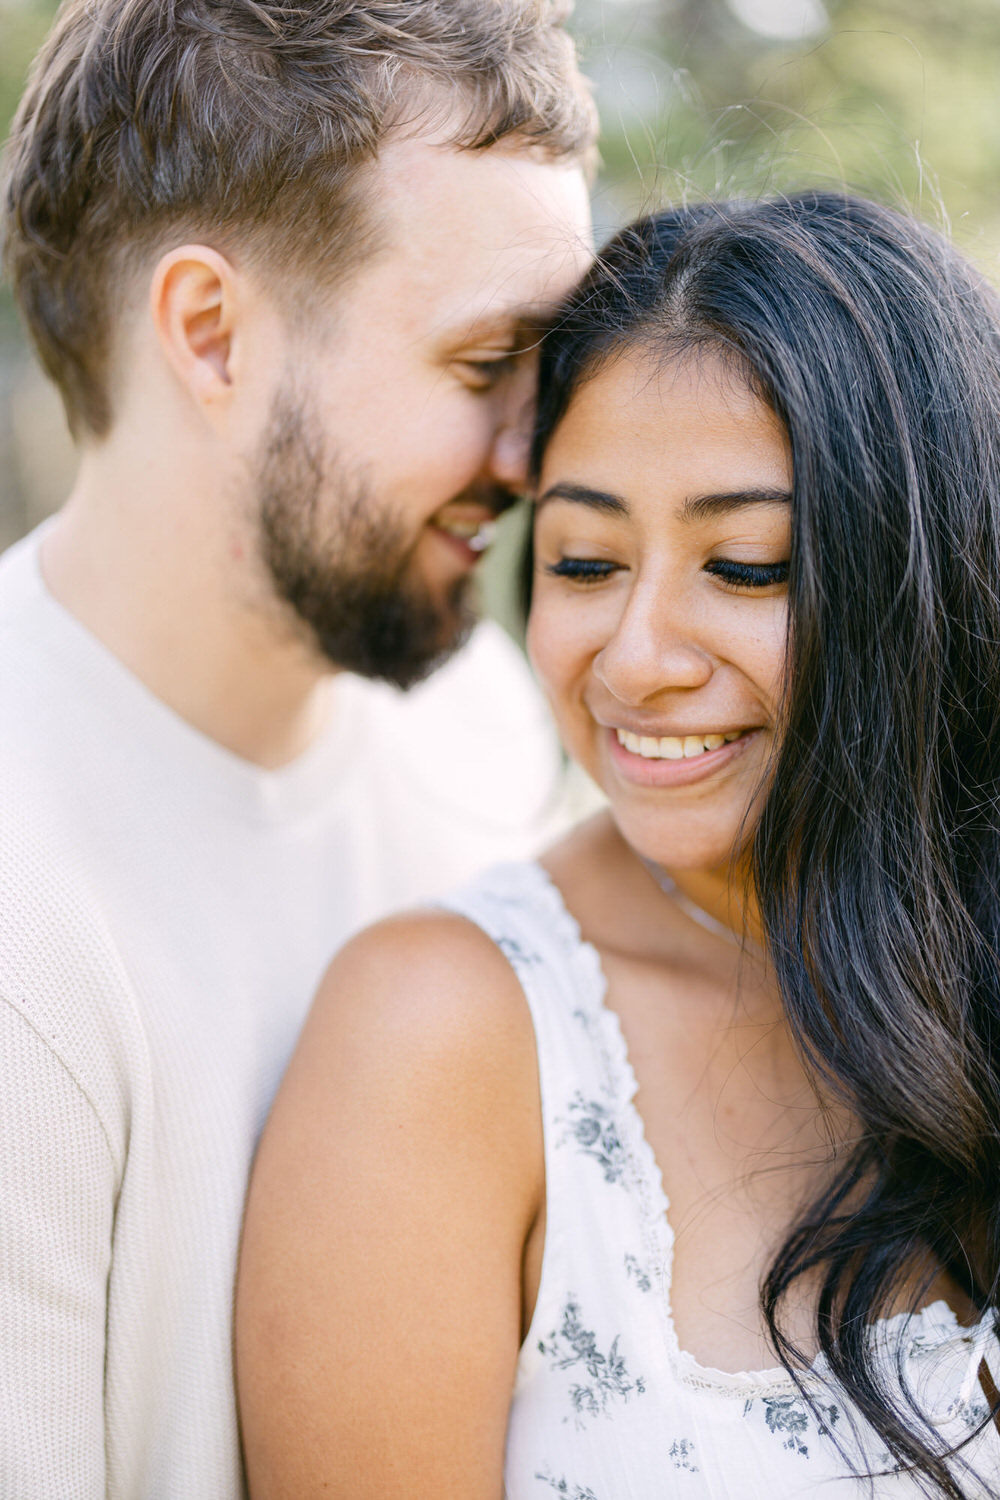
605, 724, 762, 787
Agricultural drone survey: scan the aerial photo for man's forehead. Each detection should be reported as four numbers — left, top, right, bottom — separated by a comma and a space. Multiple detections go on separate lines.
329, 132, 592, 348
371, 131, 592, 267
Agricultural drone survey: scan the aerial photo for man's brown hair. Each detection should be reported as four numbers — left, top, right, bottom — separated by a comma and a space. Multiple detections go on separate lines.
2, 0, 595, 438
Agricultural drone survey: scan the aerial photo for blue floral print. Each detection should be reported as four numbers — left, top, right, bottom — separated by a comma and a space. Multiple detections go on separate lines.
534, 1471, 601, 1500
538, 1298, 646, 1426
623, 1253, 652, 1293
669, 1437, 699, 1472
743, 1393, 841, 1458
557, 1093, 626, 1185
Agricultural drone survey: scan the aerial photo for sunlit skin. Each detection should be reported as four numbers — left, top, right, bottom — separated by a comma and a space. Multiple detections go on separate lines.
529, 348, 792, 937
236, 345, 969, 1499
268, 135, 594, 611
521, 350, 836, 1372
42, 120, 593, 765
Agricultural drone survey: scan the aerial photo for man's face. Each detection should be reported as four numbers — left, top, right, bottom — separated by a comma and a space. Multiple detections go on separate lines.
246, 132, 593, 687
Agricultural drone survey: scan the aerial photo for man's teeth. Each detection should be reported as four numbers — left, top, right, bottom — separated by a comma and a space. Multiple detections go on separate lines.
436, 518, 497, 552
616, 728, 745, 759
466, 522, 497, 553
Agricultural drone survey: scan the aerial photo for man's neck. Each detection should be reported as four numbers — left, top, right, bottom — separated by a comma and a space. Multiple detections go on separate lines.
42, 465, 336, 770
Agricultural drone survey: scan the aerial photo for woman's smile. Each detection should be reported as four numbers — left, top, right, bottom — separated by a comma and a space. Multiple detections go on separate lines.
604, 722, 765, 788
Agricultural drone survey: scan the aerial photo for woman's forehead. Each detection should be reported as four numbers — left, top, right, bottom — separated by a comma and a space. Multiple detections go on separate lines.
541, 347, 792, 511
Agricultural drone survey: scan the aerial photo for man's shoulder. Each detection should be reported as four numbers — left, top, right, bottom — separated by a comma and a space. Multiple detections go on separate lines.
0, 526, 48, 624
0, 756, 132, 989
0, 526, 77, 710
0, 760, 140, 1158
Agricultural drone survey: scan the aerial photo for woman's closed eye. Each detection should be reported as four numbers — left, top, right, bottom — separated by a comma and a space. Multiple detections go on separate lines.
543, 556, 789, 589
544, 556, 619, 583
706, 558, 789, 589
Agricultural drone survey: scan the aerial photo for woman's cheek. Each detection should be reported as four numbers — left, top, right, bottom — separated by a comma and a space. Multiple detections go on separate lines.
527, 594, 608, 765
527, 589, 600, 697
732, 598, 789, 720
525, 592, 568, 707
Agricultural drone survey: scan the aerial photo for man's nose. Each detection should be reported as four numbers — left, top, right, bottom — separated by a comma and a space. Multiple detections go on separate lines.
592, 584, 714, 707
488, 423, 532, 490
486, 360, 537, 491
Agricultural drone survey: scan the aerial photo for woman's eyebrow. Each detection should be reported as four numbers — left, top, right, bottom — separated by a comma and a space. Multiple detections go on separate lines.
535, 482, 629, 516
536, 483, 790, 518
681, 487, 792, 521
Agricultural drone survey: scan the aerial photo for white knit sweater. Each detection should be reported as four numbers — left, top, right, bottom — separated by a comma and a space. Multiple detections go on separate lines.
0, 528, 564, 1499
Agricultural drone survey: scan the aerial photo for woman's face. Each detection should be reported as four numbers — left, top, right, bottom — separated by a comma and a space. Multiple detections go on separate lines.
529, 348, 792, 874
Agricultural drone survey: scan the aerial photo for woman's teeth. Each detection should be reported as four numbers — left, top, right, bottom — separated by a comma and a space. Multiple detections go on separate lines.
616, 728, 745, 760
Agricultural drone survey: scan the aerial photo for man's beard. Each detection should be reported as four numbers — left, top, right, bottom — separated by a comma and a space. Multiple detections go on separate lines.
254, 386, 475, 690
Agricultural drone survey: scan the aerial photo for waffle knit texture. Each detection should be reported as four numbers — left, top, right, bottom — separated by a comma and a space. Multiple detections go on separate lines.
0, 526, 564, 1499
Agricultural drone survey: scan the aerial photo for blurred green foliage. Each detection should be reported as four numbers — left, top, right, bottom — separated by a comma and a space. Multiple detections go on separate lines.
0, 1, 53, 332
576, 0, 1000, 267
0, 3, 50, 131
2, 0, 998, 259
1, 0, 996, 560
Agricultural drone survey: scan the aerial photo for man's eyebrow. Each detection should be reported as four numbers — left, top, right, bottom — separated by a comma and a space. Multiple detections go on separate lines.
681, 487, 792, 521
439, 302, 555, 349
535, 482, 629, 516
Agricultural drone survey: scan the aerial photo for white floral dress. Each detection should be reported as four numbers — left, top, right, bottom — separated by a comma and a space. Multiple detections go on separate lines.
440, 862, 1000, 1500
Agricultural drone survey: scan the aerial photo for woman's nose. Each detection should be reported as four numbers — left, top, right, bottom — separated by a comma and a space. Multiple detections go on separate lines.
592, 586, 713, 707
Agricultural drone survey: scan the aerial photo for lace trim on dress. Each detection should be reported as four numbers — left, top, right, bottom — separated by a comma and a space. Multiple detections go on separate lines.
516, 861, 997, 1410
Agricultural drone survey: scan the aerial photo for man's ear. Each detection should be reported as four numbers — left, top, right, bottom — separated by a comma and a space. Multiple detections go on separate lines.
150, 245, 241, 412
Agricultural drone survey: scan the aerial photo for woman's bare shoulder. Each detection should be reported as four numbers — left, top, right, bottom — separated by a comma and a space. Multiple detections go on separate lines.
238, 907, 543, 1498
309, 906, 535, 1071
260, 905, 543, 1194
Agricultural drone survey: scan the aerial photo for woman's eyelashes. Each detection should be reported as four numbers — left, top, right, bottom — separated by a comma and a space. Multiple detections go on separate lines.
544, 556, 618, 583
543, 555, 789, 588
706, 559, 789, 589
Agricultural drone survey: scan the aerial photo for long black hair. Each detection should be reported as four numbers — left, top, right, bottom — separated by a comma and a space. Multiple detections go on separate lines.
532, 192, 1000, 1497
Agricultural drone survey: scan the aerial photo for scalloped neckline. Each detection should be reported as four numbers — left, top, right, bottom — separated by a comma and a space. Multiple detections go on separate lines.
520, 859, 989, 1400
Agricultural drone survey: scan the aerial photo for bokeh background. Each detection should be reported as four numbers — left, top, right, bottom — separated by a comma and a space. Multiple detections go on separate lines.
2, 0, 999, 567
